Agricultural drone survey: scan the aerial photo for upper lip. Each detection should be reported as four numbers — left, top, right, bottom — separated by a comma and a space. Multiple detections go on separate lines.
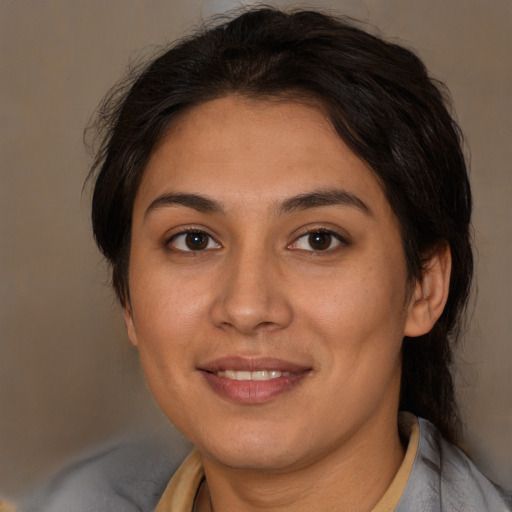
198, 356, 312, 373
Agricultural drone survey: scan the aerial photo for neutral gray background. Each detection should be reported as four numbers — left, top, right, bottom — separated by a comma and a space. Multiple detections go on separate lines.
1, 0, 511, 499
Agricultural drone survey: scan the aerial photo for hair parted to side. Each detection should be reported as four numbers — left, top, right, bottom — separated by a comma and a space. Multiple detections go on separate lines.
88, 7, 473, 444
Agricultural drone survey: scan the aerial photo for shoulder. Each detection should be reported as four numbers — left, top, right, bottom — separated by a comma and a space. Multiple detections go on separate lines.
19, 432, 192, 512
397, 416, 512, 512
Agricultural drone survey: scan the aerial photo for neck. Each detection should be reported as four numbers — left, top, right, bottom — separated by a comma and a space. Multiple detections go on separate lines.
198, 411, 405, 512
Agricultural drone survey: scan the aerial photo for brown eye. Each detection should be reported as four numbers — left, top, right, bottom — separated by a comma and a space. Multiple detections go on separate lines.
308, 232, 332, 251
288, 230, 345, 252
185, 232, 208, 250
169, 231, 220, 252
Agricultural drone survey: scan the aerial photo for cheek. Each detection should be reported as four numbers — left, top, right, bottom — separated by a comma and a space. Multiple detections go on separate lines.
127, 260, 211, 379
299, 256, 408, 335
131, 251, 213, 326
128, 275, 209, 426
294, 252, 409, 383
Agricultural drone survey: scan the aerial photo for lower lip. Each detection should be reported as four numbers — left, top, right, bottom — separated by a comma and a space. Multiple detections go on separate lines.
200, 371, 309, 404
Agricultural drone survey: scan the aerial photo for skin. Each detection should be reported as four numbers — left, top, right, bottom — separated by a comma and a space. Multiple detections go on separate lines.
124, 96, 450, 512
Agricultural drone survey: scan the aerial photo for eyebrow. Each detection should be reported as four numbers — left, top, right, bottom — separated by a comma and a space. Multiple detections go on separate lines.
144, 192, 225, 219
144, 187, 372, 219
278, 188, 372, 216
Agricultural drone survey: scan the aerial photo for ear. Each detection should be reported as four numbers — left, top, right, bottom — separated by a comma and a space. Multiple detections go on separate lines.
404, 243, 451, 337
123, 305, 139, 347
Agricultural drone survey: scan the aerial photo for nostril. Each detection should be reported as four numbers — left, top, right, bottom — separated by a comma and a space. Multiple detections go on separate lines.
210, 294, 293, 334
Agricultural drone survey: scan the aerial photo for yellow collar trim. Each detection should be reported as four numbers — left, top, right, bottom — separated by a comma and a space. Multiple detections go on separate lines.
154, 450, 204, 512
371, 412, 419, 511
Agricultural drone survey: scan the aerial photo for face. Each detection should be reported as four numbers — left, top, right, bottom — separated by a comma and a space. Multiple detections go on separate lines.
125, 96, 418, 472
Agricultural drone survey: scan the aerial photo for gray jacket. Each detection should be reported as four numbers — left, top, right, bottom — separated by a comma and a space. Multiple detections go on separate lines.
396, 418, 511, 511
20, 417, 511, 512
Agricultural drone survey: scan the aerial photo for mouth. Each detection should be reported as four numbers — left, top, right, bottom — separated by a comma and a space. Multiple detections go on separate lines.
214, 369, 292, 380
198, 357, 311, 404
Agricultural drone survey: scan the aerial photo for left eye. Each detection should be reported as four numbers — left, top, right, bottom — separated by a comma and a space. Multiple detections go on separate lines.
168, 231, 220, 251
289, 231, 343, 251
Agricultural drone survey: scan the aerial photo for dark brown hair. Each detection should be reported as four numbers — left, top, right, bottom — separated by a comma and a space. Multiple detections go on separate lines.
89, 7, 472, 443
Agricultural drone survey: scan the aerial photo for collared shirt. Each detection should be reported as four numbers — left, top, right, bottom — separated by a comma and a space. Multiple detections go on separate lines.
19, 414, 512, 512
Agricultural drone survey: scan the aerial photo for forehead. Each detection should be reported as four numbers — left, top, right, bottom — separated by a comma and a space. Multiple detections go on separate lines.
135, 95, 390, 217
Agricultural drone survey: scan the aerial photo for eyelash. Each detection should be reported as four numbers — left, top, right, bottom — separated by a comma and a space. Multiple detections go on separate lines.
288, 229, 348, 252
166, 227, 347, 253
167, 229, 221, 252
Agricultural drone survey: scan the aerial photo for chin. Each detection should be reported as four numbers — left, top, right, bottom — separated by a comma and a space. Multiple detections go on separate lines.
192, 419, 319, 472
210, 443, 301, 472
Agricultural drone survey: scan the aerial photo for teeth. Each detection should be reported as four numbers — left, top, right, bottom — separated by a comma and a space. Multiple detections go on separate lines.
216, 370, 292, 381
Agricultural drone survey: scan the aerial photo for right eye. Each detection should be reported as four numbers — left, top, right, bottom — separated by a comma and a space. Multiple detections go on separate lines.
168, 231, 221, 252
288, 229, 347, 252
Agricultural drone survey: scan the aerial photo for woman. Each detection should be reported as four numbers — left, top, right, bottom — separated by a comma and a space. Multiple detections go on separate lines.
19, 6, 511, 512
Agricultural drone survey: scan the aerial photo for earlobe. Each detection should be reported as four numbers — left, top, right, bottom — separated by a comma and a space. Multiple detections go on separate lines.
123, 306, 139, 347
404, 244, 451, 337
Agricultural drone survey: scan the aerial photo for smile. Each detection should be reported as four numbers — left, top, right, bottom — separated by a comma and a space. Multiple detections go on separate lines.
215, 370, 292, 381
199, 357, 311, 404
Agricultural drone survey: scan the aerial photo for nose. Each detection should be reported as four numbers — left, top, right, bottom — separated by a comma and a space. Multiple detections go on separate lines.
210, 249, 293, 335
